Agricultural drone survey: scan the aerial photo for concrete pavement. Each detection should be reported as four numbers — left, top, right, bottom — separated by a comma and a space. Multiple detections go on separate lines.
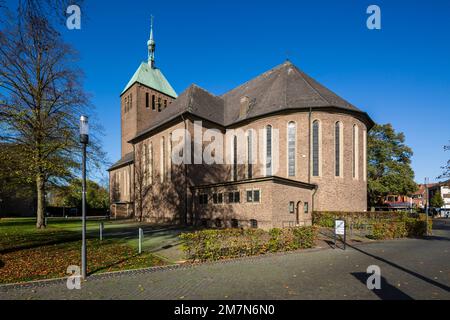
1, 220, 449, 300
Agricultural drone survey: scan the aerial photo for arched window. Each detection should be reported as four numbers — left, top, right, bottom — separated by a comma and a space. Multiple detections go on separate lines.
168, 133, 172, 180
352, 125, 359, 179
312, 120, 320, 177
149, 142, 153, 184
232, 135, 238, 181
266, 125, 272, 176
143, 143, 148, 185
247, 130, 253, 179
287, 122, 296, 177
160, 136, 165, 182
335, 122, 343, 177
363, 129, 367, 181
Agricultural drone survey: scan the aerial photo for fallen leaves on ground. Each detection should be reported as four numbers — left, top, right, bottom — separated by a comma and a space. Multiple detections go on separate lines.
0, 239, 166, 284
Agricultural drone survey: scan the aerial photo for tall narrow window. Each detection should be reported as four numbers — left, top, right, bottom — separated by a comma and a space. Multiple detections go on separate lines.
363, 129, 367, 181
152, 95, 155, 110
335, 122, 343, 177
158, 97, 161, 112
266, 125, 272, 176
287, 122, 296, 177
352, 125, 359, 179
168, 133, 172, 180
247, 130, 253, 179
164, 100, 167, 109
143, 144, 148, 185
312, 120, 320, 177
232, 135, 238, 181
160, 137, 165, 182
145, 92, 149, 108
149, 142, 153, 184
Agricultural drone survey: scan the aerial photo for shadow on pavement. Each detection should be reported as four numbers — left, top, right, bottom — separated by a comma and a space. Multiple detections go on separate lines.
348, 243, 450, 293
351, 272, 413, 300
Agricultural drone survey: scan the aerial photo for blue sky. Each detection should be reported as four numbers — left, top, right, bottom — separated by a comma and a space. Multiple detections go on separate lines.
24, 0, 450, 183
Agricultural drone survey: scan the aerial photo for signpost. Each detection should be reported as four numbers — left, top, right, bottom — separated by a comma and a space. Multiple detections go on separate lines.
334, 219, 346, 250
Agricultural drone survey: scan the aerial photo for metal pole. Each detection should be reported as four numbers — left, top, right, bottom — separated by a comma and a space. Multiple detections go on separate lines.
425, 177, 429, 236
138, 228, 143, 254
81, 143, 87, 279
343, 224, 347, 250
100, 222, 104, 241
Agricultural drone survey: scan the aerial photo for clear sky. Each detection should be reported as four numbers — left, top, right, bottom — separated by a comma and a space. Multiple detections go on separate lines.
40, 0, 450, 183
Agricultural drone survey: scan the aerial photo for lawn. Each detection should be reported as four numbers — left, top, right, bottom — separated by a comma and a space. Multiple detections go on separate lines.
0, 217, 189, 284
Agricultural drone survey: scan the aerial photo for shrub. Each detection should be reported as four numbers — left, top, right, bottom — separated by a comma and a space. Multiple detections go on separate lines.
371, 221, 407, 240
313, 211, 431, 239
179, 226, 316, 262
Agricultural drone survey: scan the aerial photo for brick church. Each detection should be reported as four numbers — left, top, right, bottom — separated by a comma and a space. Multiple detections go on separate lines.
108, 20, 374, 229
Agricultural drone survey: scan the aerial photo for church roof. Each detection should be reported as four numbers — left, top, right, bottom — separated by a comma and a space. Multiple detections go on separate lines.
107, 152, 134, 171
121, 62, 177, 98
130, 61, 374, 142
221, 61, 365, 125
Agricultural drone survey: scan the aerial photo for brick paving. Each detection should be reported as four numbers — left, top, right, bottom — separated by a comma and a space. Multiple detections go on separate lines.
1, 220, 449, 300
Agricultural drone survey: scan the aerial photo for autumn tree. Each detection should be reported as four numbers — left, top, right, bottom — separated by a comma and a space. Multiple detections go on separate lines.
0, 1, 104, 228
367, 123, 418, 206
49, 179, 109, 210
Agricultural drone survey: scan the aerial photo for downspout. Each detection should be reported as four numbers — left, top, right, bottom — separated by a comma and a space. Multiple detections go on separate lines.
311, 185, 318, 217
181, 114, 188, 225
132, 143, 136, 219
308, 106, 312, 184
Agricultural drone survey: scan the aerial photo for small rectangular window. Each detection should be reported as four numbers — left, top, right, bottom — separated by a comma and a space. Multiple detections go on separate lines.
250, 219, 258, 229
158, 97, 162, 112
253, 190, 260, 203
152, 95, 156, 110
218, 193, 223, 204
246, 190, 253, 202
199, 194, 208, 205
213, 193, 218, 204
289, 201, 295, 213
304, 202, 309, 214
234, 191, 240, 203
164, 100, 167, 109
145, 92, 149, 108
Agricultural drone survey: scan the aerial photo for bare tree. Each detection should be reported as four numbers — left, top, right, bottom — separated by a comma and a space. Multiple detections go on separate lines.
0, 1, 104, 228
440, 142, 450, 180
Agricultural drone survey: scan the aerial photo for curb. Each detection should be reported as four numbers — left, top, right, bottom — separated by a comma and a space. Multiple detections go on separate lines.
0, 237, 408, 292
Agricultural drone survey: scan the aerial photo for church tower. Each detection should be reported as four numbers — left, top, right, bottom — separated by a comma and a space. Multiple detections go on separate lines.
120, 16, 177, 156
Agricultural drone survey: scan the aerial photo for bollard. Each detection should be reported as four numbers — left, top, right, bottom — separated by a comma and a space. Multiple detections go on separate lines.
99, 222, 104, 240
138, 228, 143, 254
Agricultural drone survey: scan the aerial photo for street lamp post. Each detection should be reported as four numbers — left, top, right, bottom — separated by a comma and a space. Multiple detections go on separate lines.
425, 177, 429, 236
80, 115, 89, 279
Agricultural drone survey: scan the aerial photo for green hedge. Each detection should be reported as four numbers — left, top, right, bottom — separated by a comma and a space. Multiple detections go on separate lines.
179, 226, 316, 262
312, 211, 411, 228
313, 211, 431, 240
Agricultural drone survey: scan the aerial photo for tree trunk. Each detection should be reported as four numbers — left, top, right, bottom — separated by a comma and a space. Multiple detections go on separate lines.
36, 174, 46, 229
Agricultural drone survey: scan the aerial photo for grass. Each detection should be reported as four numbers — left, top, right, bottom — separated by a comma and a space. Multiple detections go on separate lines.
0, 217, 181, 284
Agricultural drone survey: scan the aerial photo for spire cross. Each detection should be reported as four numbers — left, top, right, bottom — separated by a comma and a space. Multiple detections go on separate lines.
148, 15, 155, 68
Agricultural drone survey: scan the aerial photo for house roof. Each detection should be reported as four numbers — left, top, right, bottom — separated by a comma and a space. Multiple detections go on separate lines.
130, 61, 374, 142
121, 62, 177, 98
108, 152, 134, 171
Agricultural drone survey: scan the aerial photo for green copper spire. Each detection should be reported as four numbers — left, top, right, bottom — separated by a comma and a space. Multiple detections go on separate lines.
147, 15, 155, 68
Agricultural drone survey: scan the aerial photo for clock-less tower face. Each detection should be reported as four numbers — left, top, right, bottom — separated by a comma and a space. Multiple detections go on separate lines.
120, 62, 177, 157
